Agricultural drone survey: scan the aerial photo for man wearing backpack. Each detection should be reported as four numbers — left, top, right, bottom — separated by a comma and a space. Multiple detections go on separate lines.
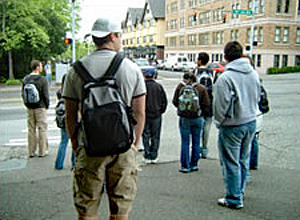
194, 52, 214, 159
54, 74, 75, 170
22, 60, 49, 158
213, 41, 260, 209
63, 18, 146, 220
172, 72, 210, 173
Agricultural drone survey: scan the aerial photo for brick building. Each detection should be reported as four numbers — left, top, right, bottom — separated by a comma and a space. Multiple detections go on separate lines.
165, 0, 300, 73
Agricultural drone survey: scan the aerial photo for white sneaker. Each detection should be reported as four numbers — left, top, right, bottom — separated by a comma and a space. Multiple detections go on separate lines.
218, 198, 244, 209
143, 158, 152, 164
151, 158, 159, 164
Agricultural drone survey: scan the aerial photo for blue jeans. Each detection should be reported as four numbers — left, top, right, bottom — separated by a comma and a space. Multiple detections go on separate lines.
55, 128, 75, 169
46, 73, 52, 86
218, 120, 256, 206
250, 133, 259, 169
179, 117, 204, 170
143, 116, 162, 160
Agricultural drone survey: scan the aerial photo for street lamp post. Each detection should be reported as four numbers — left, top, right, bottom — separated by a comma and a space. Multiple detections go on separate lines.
249, 0, 256, 57
72, 0, 76, 63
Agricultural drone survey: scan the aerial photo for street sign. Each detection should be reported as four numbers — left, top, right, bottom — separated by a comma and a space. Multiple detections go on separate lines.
233, 9, 253, 15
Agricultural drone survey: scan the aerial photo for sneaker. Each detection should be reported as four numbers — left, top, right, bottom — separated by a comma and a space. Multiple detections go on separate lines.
217, 198, 244, 209
179, 168, 190, 173
151, 158, 159, 164
190, 166, 199, 172
29, 153, 36, 158
143, 158, 152, 164
39, 150, 49, 157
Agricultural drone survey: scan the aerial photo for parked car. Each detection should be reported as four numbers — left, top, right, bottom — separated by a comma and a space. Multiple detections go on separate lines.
133, 58, 158, 78
207, 62, 226, 83
207, 62, 225, 73
164, 56, 191, 72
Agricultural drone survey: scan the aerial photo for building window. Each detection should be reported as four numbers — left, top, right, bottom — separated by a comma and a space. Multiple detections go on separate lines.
282, 55, 288, 67
247, 28, 251, 43
283, 27, 289, 43
170, 37, 177, 47
137, 37, 140, 44
298, 0, 300, 15
260, 0, 265, 13
277, 0, 290, 13
188, 15, 193, 27
143, 20, 147, 29
180, 36, 185, 46
188, 34, 196, 46
171, 2, 178, 12
180, 18, 185, 28
275, 27, 281, 42
296, 27, 300, 44
180, 0, 185, 10
149, 35, 153, 43
258, 27, 263, 42
284, 0, 290, 13
230, 30, 234, 41
274, 55, 280, 67
295, 55, 300, 66
150, 19, 154, 27
254, 27, 258, 42
277, 0, 282, 13
171, 19, 178, 30
198, 33, 210, 45
257, 54, 261, 67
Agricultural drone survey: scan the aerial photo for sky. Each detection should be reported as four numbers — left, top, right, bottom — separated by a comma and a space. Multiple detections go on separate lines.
77, 0, 145, 41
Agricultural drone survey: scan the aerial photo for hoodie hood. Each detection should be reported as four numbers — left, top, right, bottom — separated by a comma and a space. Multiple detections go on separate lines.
225, 57, 254, 74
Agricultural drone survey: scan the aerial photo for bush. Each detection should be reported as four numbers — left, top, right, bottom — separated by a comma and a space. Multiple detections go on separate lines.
5, 79, 21, 85
267, 66, 300, 75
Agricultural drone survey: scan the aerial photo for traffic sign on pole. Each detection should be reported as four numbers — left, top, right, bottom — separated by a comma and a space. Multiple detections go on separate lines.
232, 9, 253, 15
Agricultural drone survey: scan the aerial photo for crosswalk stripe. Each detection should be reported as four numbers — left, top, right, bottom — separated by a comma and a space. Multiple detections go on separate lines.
4, 135, 61, 147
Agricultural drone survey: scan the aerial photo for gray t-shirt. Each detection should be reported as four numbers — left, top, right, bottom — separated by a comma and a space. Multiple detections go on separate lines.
63, 50, 146, 106
62, 50, 146, 146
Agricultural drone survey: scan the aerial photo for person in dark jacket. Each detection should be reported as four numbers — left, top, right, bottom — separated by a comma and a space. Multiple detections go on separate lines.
22, 60, 49, 157
172, 72, 210, 173
142, 69, 167, 164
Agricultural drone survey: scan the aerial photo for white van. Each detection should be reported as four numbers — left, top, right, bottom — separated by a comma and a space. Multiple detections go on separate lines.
164, 56, 196, 72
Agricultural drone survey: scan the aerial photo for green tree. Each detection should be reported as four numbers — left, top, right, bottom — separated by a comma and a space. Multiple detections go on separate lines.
0, 0, 79, 80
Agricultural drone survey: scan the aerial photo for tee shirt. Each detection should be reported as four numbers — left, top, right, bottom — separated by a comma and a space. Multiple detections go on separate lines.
63, 50, 146, 107
62, 50, 146, 146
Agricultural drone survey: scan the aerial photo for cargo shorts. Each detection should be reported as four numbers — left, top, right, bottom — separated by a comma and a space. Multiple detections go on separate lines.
73, 144, 138, 217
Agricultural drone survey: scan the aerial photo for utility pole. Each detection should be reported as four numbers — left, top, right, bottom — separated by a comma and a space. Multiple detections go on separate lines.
71, 0, 76, 63
249, 0, 256, 58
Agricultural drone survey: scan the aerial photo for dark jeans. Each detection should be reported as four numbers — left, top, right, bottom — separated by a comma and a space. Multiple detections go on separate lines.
250, 132, 259, 169
143, 116, 162, 160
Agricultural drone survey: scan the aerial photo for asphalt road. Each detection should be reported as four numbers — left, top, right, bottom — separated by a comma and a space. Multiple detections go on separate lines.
0, 71, 300, 220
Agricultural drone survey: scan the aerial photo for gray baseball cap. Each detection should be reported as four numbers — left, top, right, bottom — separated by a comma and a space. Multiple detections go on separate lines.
90, 18, 122, 38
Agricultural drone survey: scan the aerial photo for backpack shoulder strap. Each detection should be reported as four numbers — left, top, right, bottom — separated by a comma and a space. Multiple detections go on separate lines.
73, 52, 125, 83
103, 52, 125, 78
72, 60, 95, 84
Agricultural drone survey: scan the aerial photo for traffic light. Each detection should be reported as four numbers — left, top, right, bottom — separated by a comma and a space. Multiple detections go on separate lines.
222, 14, 227, 23
193, 11, 197, 22
64, 38, 72, 45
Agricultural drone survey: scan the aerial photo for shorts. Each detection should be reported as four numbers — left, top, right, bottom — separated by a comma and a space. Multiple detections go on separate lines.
73, 144, 138, 217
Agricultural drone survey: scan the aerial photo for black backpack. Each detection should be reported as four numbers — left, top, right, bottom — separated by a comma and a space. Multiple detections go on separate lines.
197, 68, 213, 95
73, 53, 136, 157
55, 98, 66, 129
259, 84, 270, 114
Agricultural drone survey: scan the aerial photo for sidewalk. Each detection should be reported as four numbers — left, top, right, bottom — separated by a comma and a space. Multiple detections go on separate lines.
0, 151, 299, 220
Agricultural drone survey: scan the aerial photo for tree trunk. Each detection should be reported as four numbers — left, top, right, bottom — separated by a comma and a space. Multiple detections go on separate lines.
8, 50, 14, 80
